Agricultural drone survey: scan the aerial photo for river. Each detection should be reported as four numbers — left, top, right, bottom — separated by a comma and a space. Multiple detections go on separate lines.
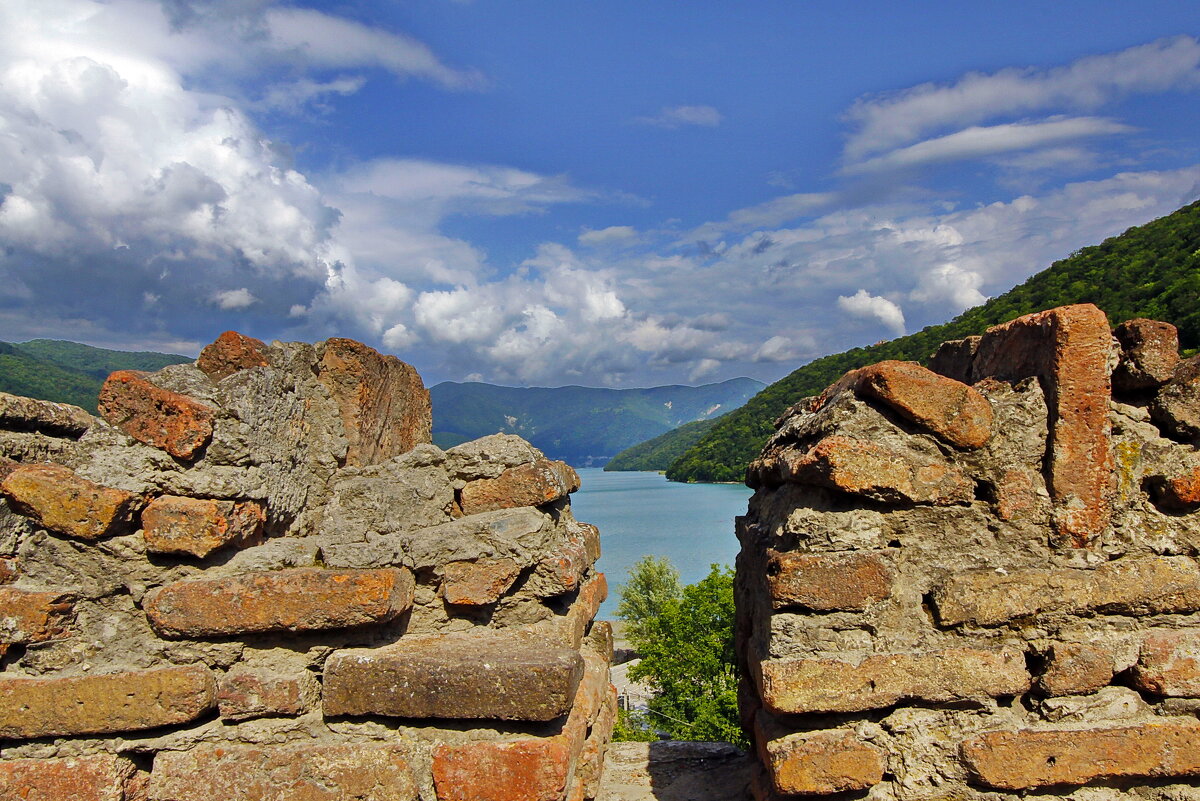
569, 468, 753, 618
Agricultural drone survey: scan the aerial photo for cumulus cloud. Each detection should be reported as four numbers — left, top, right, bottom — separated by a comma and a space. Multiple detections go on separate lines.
212, 288, 258, 309
578, 225, 638, 246
836, 290, 906, 335
635, 104, 723, 129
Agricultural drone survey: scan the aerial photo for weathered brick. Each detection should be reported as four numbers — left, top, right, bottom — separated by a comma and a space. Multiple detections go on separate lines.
1132, 630, 1200, 696
1113, 318, 1179, 392
1, 462, 137, 541
196, 330, 270, 382
98, 370, 216, 460
961, 723, 1200, 789
1039, 643, 1113, 696
765, 550, 892, 611
854, 360, 993, 448
756, 723, 884, 796
0, 557, 16, 584
777, 435, 973, 505
0, 586, 73, 645
144, 567, 414, 637
531, 536, 590, 598
142, 495, 264, 558
755, 647, 1029, 714
994, 466, 1046, 522
0, 664, 215, 738
969, 304, 1113, 546
317, 337, 431, 466
442, 557, 521, 605
1152, 461, 1200, 511
577, 684, 618, 800
217, 666, 318, 721
433, 738, 574, 801
149, 743, 417, 801
0, 755, 134, 801
932, 557, 1200, 626
324, 630, 584, 722
0, 391, 94, 438
560, 573, 608, 650
460, 460, 581, 516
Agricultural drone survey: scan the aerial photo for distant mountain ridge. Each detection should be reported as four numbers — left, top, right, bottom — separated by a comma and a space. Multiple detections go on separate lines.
430, 378, 765, 466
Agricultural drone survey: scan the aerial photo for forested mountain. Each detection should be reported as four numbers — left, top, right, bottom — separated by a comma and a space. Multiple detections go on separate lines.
604, 418, 717, 472
0, 340, 190, 411
430, 378, 765, 466
666, 199, 1200, 483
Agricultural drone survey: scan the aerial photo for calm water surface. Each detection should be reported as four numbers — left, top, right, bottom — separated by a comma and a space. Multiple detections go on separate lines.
570, 468, 753, 618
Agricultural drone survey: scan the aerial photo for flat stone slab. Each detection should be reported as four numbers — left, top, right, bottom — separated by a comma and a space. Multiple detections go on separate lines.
324, 630, 584, 722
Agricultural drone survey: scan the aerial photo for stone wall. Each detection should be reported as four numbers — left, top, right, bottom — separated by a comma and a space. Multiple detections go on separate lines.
739, 304, 1200, 799
0, 331, 613, 801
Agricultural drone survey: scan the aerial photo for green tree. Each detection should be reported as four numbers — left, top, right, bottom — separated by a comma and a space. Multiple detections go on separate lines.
616, 555, 681, 638
624, 563, 745, 747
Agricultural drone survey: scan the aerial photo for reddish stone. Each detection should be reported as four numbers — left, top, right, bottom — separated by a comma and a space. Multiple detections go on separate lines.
1153, 462, 1200, 511
196, 330, 270, 382
432, 738, 575, 801
149, 743, 417, 801
995, 467, 1044, 521
533, 536, 590, 598
317, 338, 431, 466
854, 360, 993, 448
0, 557, 15, 584
1039, 643, 1113, 696
961, 723, 1200, 789
560, 573, 608, 649
1132, 630, 1200, 696
143, 567, 414, 638
0, 665, 215, 738
0, 586, 73, 646
442, 557, 522, 605
1113, 318, 1179, 392
755, 647, 1029, 714
216, 666, 317, 721
142, 495, 264, 558
1, 462, 136, 541
0, 755, 134, 801
969, 304, 1114, 547
765, 550, 893, 611
577, 684, 618, 800
756, 725, 884, 796
460, 460, 582, 516
98, 370, 216, 460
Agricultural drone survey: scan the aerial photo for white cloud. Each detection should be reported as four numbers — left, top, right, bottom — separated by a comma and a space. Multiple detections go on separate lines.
256, 76, 366, 113
845, 35, 1200, 161
635, 104, 723, 129
837, 290, 905, 335
579, 225, 638, 246
909, 264, 986, 312
213, 287, 258, 309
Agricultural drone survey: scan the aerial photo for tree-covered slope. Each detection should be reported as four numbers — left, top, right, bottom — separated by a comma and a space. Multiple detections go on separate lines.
667, 198, 1200, 483
0, 340, 190, 412
604, 417, 718, 472
430, 377, 765, 466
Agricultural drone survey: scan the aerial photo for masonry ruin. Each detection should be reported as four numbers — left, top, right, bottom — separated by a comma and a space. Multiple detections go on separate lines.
0, 331, 612, 801
740, 304, 1200, 799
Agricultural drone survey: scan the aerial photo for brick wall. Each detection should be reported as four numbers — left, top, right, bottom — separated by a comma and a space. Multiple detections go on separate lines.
0, 331, 612, 801
739, 304, 1200, 799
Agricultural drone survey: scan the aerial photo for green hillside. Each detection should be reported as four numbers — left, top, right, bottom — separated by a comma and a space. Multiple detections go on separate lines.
604, 417, 717, 472
430, 377, 765, 466
667, 198, 1200, 483
0, 340, 190, 412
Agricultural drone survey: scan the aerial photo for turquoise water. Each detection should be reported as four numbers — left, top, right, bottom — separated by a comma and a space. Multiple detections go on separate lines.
570, 468, 752, 618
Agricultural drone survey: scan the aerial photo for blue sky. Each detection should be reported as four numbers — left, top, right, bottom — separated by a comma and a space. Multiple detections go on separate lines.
1, 1, 1199, 387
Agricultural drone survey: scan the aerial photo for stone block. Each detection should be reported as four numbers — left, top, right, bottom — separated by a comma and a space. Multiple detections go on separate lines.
932, 557, 1200, 626
196, 330, 270, 382
756, 724, 884, 796
324, 630, 584, 722
1039, 643, 1113, 696
442, 557, 522, 605
961, 723, 1200, 789
577, 684, 618, 799
926, 336, 980, 384
144, 567, 414, 637
432, 738, 574, 801
1113, 318, 1179, 392
216, 666, 318, 721
0, 586, 73, 645
98, 370, 216, 460
765, 550, 892, 611
0, 665, 215, 738
755, 647, 1029, 714
776, 435, 973, 505
1, 462, 137, 541
460, 460, 581, 516
854, 360, 993, 448
994, 467, 1044, 521
149, 743, 417, 801
529, 537, 590, 598
0, 755, 134, 801
557, 573, 608, 650
142, 495, 264, 558
317, 337, 431, 466
1152, 355, 1200, 441
0, 391, 94, 438
969, 304, 1114, 546
1132, 630, 1200, 696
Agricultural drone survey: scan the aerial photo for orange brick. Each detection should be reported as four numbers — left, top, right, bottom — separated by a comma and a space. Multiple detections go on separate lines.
0, 586, 73, 646
854, 360, 993, 448
0, 755, 134, 801
442, 558, 521, 605
98, 370, 215, 460
217, 667, 317, 721
142, 495, 264, 558
196, 330, 270, 382
433, 738, 574, 801
1, 463, 136, 541
1132, 631, 1200, 696
1039, 643, 1113, 696
757, 724, 884, 796
460, 460, 581, 516
765, 550, 892, 611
